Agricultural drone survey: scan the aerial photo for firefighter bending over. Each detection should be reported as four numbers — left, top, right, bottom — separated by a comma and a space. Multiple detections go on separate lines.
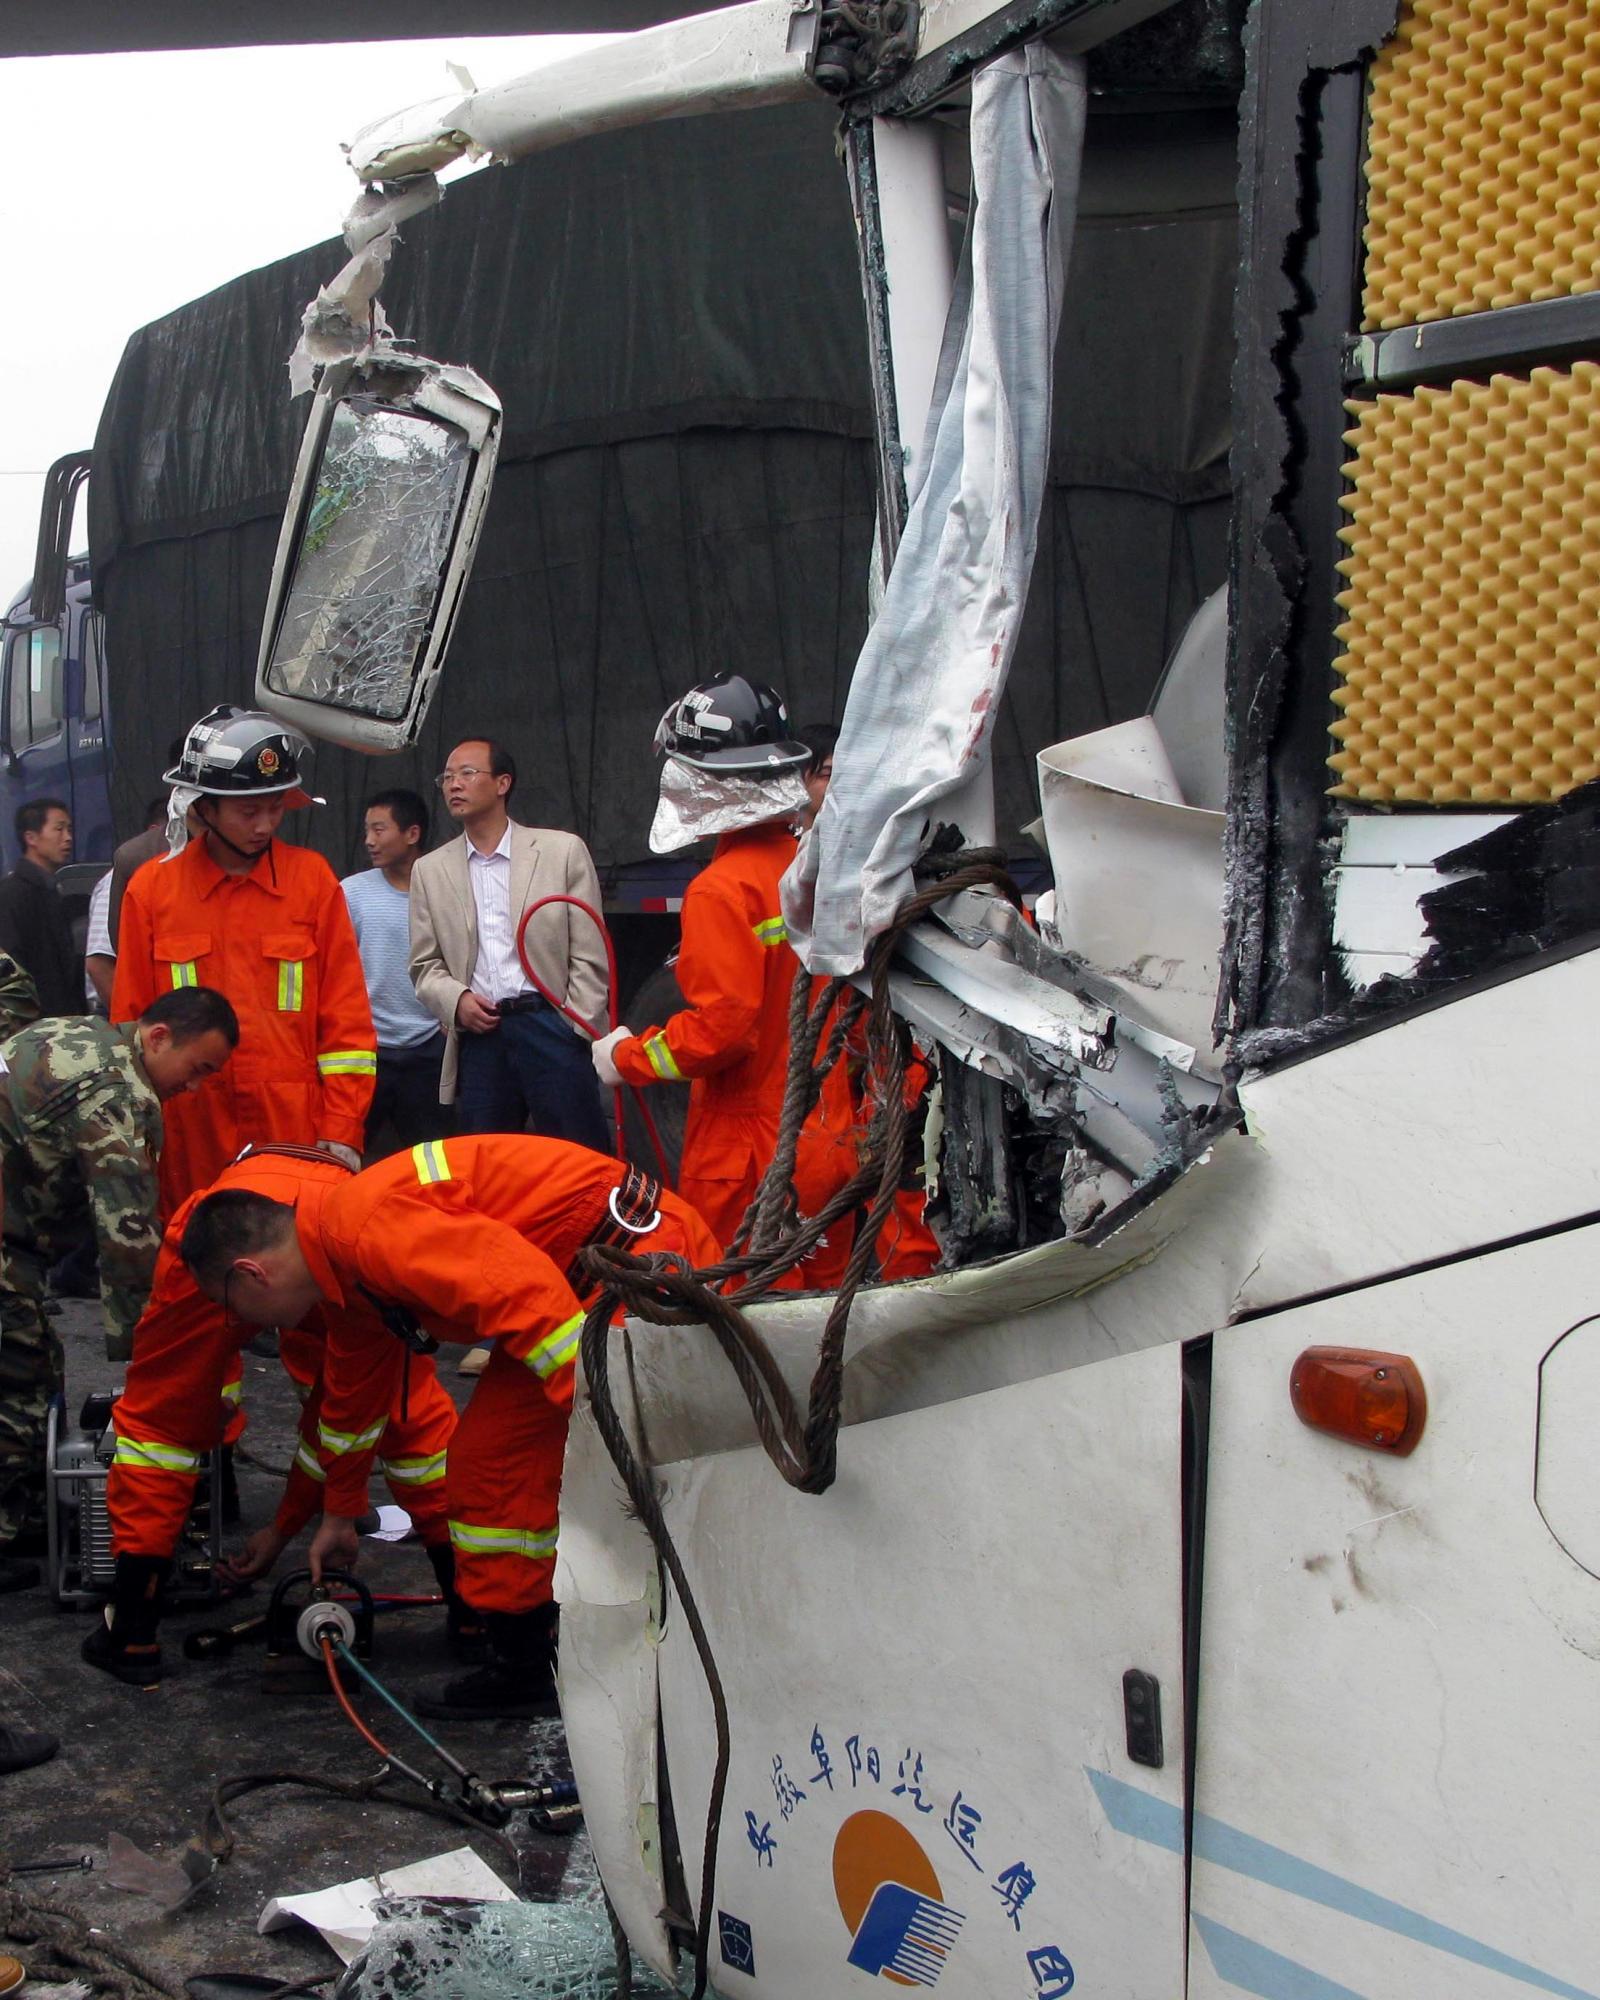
179, 1133, 718, 1719
83, 1145, 459, 1688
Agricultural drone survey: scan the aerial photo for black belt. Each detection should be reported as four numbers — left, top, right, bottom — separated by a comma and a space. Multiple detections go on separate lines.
494, 993, 546, 1016
568, 1165, 662, 1288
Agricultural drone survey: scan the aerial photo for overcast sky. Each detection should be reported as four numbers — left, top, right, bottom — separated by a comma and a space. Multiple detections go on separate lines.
0, 34, 609, 604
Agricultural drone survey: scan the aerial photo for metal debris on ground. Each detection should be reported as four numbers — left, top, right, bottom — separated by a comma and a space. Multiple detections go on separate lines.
105, 1836, 217, 1915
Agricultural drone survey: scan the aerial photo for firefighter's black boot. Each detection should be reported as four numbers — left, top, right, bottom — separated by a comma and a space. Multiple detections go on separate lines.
412, 1601, 559, 1720
425, 1542, 487, 1662
80, 1553, 168, 1687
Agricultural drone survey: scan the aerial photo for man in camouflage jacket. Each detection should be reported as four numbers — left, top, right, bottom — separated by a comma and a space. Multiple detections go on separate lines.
0, 988, 240, 1570
0, 949, 40, 1040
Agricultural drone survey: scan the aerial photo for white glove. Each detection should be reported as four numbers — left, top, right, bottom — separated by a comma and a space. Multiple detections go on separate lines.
591, 1025, 632, 1090
317, 1140, 362, 1172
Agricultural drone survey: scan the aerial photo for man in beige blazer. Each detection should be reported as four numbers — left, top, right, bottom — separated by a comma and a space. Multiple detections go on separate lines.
409, 737, 610, 1150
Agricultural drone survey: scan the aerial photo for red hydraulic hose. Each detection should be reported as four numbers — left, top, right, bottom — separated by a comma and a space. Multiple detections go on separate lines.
321, 1636, 392, 1762
515, 894, 674, 1185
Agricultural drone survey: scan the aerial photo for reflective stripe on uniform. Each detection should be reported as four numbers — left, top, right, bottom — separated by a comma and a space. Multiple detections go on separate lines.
447, 1519, 558, 1561
294, 1440, 326, 1482
170, 962, 198, 989
411, 1140, 452, 1185
377, 1450, 447, 1487
318, 1417, 385, 1457
520, 1311, 583, 1381
221, 1377, 242, 1409
277, 960, 304, 1012
643, 1032, 683, 1083
113, 1436, 203, 1475
753, 915, 787, 948
318, 1049, 377, 1076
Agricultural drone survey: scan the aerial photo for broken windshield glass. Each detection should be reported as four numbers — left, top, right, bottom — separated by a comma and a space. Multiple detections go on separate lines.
334, 1886, 681, 1999
263, 396, 471, 720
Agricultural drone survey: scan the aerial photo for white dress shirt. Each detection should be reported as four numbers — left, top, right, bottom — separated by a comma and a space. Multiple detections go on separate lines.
467, 823, 534, 1003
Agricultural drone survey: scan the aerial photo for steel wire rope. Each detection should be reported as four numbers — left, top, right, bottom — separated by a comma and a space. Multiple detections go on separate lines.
575, 851, 1019, 1997
0, 1879, 187, 1998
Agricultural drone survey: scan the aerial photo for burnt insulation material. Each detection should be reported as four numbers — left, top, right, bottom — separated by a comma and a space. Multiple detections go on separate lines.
89, 97, 1235, 884
1216, 0, 1399, 1047
1085, 0, 1249, 93
1415, 777, 1600, 983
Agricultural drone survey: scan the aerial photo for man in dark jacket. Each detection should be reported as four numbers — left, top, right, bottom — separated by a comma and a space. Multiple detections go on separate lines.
0, 798, 81, 1016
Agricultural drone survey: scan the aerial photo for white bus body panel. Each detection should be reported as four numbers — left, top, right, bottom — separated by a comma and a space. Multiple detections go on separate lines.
1191, 1225, 1600, 2000
654, 1343, 1186, 1998
559, 948, 1600, 1993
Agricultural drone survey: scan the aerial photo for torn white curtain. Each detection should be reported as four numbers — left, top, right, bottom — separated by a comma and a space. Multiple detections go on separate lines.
783, 45, 1085, 975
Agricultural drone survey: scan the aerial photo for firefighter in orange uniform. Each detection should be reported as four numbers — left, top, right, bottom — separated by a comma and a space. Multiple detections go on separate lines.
111, 707, 377, 1215
590, 675, 814, 1248
84, 1146, 457, 1688
178, 1133, 720, 1719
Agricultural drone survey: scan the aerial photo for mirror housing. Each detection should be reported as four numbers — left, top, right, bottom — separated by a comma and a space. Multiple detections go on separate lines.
255, 354, 501, 753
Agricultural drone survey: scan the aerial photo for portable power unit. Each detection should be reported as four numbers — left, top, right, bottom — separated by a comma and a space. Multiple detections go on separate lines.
47, 1390, 223, 1608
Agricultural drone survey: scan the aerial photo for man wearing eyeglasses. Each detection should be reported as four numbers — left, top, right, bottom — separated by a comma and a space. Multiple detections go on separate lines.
408, 738, 609, 1150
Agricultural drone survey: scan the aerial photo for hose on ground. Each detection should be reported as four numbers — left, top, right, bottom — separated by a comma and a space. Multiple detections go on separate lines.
203, 1767, 519, 1874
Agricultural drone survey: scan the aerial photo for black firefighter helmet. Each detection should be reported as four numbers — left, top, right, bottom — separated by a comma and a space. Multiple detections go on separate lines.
653, 674, 810, 775
164, 706, 317, 809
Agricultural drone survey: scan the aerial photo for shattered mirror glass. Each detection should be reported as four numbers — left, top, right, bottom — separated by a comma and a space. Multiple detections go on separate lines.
334, 1890, 681, 1999
264, 396, 471, 720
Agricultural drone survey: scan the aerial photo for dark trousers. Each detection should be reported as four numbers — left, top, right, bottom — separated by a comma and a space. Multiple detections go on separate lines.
366, 1032, 456, 1160
455, 1002, 610, 1152
0, 1291, 61, 1543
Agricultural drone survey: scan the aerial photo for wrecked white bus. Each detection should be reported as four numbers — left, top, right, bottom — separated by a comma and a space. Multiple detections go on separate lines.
253, 1, 1600, 1995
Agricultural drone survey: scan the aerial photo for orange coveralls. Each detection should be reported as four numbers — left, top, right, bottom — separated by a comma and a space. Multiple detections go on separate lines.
107, 1153, 454, 1561
792, 1024, 940, 1289
303, 1135, 720, 1616
613, 823, 798, 1247
111, 838, 376, 1216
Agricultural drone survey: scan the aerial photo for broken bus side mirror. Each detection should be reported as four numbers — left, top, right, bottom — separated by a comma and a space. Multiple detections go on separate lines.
255, 354, 501, 753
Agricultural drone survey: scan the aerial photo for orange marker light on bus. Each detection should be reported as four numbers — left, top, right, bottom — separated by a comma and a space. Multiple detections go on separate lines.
1289, 1347, 1426, 1455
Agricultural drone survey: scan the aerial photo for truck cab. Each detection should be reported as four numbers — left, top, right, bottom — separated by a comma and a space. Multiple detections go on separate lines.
0, 558, 111, 869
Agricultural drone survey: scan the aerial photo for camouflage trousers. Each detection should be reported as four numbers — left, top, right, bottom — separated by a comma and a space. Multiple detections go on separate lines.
0, 1287, 62, 1543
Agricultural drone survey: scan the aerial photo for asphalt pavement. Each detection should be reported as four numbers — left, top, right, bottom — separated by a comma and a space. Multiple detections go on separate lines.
0, 1296, 584, 1992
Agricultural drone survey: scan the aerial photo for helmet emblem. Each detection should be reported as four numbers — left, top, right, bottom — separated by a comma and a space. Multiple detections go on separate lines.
258, 747, 281, 776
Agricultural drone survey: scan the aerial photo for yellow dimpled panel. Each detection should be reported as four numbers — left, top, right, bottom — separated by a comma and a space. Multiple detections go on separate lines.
1330, 365, 1600, 804
1361, 0, 1600, 330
